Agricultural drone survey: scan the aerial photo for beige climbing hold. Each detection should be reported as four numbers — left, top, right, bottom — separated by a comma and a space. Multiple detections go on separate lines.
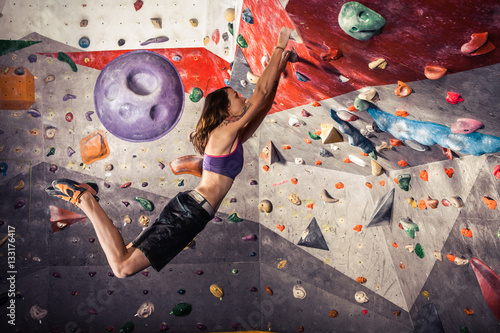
136, 301, 155, 318
371, 160, 384, 176
224, 8, 235, 22
450, 196, 464, 208
424, 65, 447, 80
247, 70, 259, 84
369, 58, 387, 69
189, 18, 198, 27
293, 284, 307, 299
349, 155, 367, 167
80, 19, 88, 28
123, 215, 132, 224
290, 29, 303, 43
427, 195, 439, 209
320, 123, 343, 144
376, 141, 394, 152
320, 189, 339, 203
359, 88, 379, 102
288, 192, 301, 205
454, 257, 469, 266
223, 47, 230, 56
355, 291, 369, 303
150, 18, 162, 29
203, 36, 210, 46
259, 140, 279, 165
258, 199, 273, 213
433, 251, 443, 261
405, 245, 414, 252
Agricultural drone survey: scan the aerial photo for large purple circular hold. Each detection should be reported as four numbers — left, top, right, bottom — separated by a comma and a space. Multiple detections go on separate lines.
94, 50, 184, 142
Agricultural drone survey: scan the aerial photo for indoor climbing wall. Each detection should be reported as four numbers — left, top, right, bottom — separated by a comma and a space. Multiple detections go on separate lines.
1, 0, 500, 333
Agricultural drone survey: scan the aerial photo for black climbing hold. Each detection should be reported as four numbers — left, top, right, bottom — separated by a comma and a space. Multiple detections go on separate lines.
118, 39, 125, 46
366, 188, 394, 228
372, 121, 382, 133
14, 67, 25, 75
297, 217, 329, 250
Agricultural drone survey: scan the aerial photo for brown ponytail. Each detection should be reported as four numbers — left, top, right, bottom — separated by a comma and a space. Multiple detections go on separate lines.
190, 87, 231, 154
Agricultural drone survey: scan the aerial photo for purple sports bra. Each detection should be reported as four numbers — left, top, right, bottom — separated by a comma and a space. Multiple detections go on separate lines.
203, 139, 244, 180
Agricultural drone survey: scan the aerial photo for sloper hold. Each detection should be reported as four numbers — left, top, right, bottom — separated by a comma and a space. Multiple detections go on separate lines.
366, 188, 395, 227
320, 123, 343, 144
470, 257, 500, 321
297, 217, 329, 250
413, 303, 445, 333
259, 140, 279, 165
79, 130, 110, 164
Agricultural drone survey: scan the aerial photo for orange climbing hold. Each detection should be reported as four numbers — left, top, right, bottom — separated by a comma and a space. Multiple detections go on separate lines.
463, 308, 474, 316
356, 277, 367, 283
379, 180, 385, 186
80, 130, 110, 164
291, 178, 298, 185
419, 170, 429, 181
393, 177, 399, 184
461, 228, 473, 238
306, 203, 314, 209
277, 224, 285, 232
365, 182, 373, 189
282, 145, 291, 150
399, 263, 406, 269
398, 160, 408, 167
312, 101, 321, 107
390, 139, 402, 146
343, 157, 351, 163
353, 225, 362, 232
314, 130, 322, 136
394, 81, 412, 97
444, 167, 454, 178
392, 242, 399, 248
304, 138, 312, 144
483, 196, 497, 210
265, 286, 273, 295
447, 254, 456, 262
419, 199, 427, 210
315, 160, 322, 165
348, 105, 357, 112
335, 182, 344, 189
395, 110, 408, 117
262, 165, 269, 172
360, 152, 369, 156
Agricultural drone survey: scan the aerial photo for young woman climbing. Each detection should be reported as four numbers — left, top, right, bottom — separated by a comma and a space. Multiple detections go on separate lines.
46, 27, 292, 278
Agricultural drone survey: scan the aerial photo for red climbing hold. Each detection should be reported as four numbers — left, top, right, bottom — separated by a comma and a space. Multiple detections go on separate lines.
493, 165, 500, 180
443, 148, 453, 160
470, 257, 500, 321
446, 92, 464, 104
353, 225, 362, 232
121, 182, 132, 188
390, 139, 402, 146
212, 29, 220, 45
134, 0, 143, 11
302, 109, 311, 117
444, 168, 454, 178
277, 225, 285, 232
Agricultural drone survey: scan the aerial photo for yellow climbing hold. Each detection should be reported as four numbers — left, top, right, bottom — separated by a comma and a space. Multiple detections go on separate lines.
277, 260, 287, 269
14, 180, 25, 190
224, 8, 235, 22
210, 284, 224, 300
203, 36, 210, 46
421, 290, 430, 300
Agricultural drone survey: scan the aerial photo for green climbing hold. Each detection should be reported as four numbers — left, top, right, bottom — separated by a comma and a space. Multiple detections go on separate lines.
134, 197, 153, 211
189, 87, 203, 103
397, 174, 411, 191
0, 40, 41, 57
415, 243, 425, 259
237, 34, 248, 48
46, 147, 56, 157
120, 321, 135, 333
459, 326, 469, 333
497, 228, 500, 239
308, 132, 321, 140
369, 150, 377, 160
57, 52, 78, 72
400, 218, 419, 239
228, 23, 234, 36
227, 212, 243, 222
170, 302, 192, 316
338, 2, 386, 41
354, 97, 369, 112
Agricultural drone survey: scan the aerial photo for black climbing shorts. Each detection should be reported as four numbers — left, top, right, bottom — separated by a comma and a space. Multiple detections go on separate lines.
131, 190, 214, 272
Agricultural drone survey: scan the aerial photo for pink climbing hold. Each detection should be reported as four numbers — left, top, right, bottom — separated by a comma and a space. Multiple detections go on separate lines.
212, 29, 220, 45
337, 110, 358, 122
450, 118, 484, 134
242, 234, 257, 241
493, 165, 500, 180
470, 257, 500, 321
446, 92, 464, 104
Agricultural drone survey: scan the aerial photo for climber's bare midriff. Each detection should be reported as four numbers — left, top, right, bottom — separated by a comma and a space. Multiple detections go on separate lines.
194, 170, 234, 212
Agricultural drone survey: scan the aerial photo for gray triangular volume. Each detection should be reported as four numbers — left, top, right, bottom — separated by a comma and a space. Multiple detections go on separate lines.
297, 217, 329, 250
366, 188, 395, 227
413, 303, 445, 333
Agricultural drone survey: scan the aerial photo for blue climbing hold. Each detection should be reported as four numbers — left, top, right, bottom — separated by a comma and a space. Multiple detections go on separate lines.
242, 8, 254, 24
330, 109, 375, 154
79, 37, 90, 48
0, 162, 8, 176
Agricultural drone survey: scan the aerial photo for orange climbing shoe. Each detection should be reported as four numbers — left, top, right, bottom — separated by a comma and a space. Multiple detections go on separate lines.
46, 179, 99, 206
